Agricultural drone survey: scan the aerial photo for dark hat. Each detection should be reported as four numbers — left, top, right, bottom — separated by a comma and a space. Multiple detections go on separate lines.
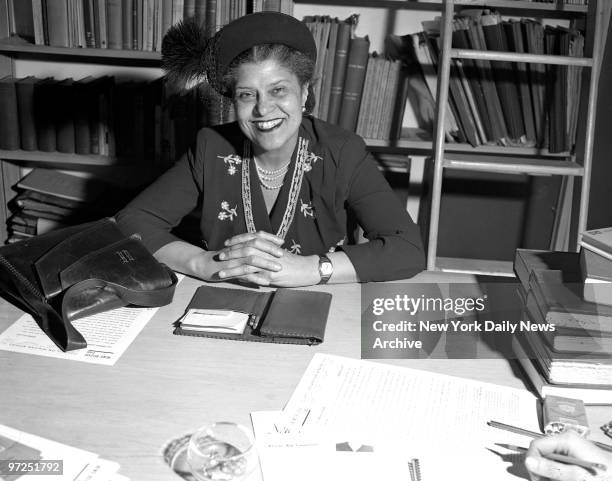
162, 12, 317, 96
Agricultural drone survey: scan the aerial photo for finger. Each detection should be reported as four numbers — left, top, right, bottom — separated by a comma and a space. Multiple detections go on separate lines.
224, 231, 284, 247
528, 432, 603, 461
218, 259, 281, 279
525, 456, 595, 481
219, 240, 284, 259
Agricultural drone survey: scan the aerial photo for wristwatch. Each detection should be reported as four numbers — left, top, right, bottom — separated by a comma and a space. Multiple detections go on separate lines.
318, 255, 333, 284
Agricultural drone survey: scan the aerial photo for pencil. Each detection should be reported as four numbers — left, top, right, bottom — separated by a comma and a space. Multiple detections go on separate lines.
488, 420, 612, 453
506, 445, 607, 472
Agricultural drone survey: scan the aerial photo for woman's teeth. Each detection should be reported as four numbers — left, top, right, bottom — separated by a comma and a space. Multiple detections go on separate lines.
255, 119, 283, 131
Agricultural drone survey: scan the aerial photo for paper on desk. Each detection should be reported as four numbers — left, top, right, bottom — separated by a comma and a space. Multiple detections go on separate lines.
0, 423, 111, 481
250, 411, 414, 481
281, 354, 536, 479
0, 307, 159, 366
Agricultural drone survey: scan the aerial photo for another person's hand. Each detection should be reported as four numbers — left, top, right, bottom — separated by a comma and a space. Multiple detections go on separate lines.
525, 431, 612, 481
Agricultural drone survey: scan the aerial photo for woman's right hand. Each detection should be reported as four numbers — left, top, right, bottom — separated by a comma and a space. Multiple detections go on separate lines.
200, 231, 286, 284
525, 431, 612, 481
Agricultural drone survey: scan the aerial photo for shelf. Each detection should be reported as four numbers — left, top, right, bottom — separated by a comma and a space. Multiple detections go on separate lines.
0, 150, 129, 168
443, 153, 584, 176
0, 38, 161, 66
294, 0, 588, 17
451, 48, 593, 67
435, 256, 515, 276
365, 128, 573, 157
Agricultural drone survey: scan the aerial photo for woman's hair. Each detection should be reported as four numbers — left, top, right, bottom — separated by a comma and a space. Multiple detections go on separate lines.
222, 43, 316, 114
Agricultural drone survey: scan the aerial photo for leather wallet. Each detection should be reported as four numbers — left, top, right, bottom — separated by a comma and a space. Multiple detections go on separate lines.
174, 285, 332, 345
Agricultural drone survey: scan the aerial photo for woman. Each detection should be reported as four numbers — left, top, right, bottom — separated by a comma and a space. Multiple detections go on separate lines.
116, 12, 425, 286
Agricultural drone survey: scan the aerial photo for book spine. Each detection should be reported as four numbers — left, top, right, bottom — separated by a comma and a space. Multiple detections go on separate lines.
122, 0, 133, 49
32, 0, 46, 45
34, 79, 57, 152
55, 80, 76, 153
0, 79, 22, 150
338, 35, 370, 132
205, 0, 216, 33
46, 0, 70, 47
15, 79, 38, 151
184, 0, 196, 18
106, 0, 123, 49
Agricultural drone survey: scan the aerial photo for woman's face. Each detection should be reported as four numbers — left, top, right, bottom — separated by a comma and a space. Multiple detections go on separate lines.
233, 59, 308, 158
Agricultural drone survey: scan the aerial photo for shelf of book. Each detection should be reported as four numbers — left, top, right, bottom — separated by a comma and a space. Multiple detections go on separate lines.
443, 154, 584, 176
294, 0, 588, 16
0, 40, 161, 66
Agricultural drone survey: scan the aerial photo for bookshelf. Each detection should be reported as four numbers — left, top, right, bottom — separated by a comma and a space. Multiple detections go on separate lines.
424, 0, 606, 275
0, 0, 608, 272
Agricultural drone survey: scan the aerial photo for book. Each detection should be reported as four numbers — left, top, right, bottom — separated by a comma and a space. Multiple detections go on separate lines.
55, 78, 76, 153
513, 335, 612, 404
122, 0, 133, 49
17, 169, 104, 203
106, 0, 123, 49
580, 247, 612, 306
32, 0, 46, 45
73, 76, 95, 154
0, 76, 21, 150
513, 248, 580, 291
33, 78, 58, 152
46, 0, 70, 47
338, 35, 370, 132
15, 77, 39, 151
83, 0, 96, 48
581, 227, 612, 259
318, 18, 338, 122
327, 17, 352, 125
529, 269, 612, 333
10, 0, 35, 43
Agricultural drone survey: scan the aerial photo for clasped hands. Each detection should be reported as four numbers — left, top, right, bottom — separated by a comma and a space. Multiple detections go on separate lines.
204, 231, 320, 287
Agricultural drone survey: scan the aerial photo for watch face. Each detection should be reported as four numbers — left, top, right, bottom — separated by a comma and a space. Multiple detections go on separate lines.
320, 260, 333, 276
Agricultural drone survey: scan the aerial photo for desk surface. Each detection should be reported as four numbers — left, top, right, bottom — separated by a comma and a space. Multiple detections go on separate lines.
1, 271, 610, 481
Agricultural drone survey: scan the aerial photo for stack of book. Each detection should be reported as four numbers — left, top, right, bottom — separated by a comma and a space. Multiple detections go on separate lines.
13, 0, 293, 50
7, 169, 121, 243
388, 11, 584, 152
580, 227, 612, 306
512, 246, 612, 404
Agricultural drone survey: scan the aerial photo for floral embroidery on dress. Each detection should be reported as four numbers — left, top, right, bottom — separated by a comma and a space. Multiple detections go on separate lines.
288, 240, 302, 254
302, 150, 321, 172
300, 199, 315, 218
218, 154, 242, 175
217, 201, 237, 221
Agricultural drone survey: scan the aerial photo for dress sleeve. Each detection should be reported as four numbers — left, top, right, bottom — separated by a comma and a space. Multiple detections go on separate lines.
338, 136, 426, 282
114, 130, 205, 254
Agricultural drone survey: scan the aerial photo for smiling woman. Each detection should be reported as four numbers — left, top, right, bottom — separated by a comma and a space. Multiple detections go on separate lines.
115, 12, 426, 287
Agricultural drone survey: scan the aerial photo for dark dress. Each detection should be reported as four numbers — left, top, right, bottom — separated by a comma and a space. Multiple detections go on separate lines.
115, 116, 425, 282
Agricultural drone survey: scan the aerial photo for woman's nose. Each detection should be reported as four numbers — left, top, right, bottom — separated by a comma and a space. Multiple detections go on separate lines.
254, 94, 273, 117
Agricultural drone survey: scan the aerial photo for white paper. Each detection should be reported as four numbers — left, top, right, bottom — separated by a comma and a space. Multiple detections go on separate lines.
251, 411, 414, 481
179, 309, 250, 333
0, 307, 158, 366
281, 354, 537, 480
0, 424, 99, 481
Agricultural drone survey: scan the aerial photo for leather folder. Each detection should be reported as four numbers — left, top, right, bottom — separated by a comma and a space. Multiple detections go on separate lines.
174, 285, 332, 345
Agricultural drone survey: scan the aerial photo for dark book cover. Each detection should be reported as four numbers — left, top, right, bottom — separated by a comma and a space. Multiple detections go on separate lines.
106, 0, 123, 49
194, 0, 206, 26
0, 77, 21, 150
481, 12, 526, 144
452, 20, 493, 143
55, 78, 76, 153
122, 0, 133, 49
327, 18, 352, 125
513, 248, 580, 291
11, 0, 35, 42
73, 76, 95, 154
83, 0, 96, 48
46, 0, 70, 47
338, 35, 370, 132
17, 168, 105, 203
319, 18, 338, 122
33, 78, 57, 152
15, 76, 39, 151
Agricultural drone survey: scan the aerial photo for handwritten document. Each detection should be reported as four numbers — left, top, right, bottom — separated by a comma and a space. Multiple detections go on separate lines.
281, 354, 536, 480
0, 307, 159, 366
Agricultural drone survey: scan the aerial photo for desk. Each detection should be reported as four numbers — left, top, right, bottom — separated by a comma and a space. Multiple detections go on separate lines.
0, 271, 610, 481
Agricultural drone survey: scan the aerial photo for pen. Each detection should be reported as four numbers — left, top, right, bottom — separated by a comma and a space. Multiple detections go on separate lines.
506, 445, 607, 472
487, 421, 612, 453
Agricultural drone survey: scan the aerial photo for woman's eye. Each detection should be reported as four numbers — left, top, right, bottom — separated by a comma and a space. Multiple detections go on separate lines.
237, 92, 253, 100
272, 87, 285, 95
